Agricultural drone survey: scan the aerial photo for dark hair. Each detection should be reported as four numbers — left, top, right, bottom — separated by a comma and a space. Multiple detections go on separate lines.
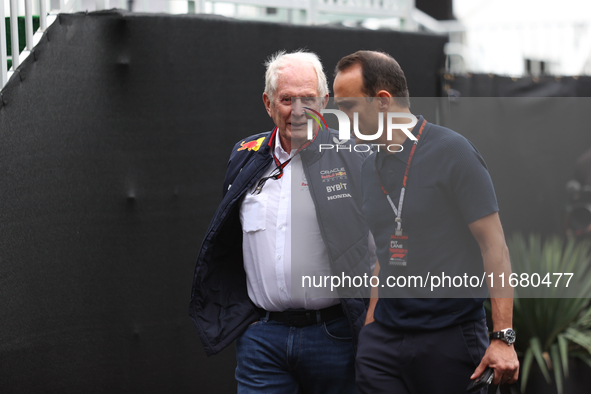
335, 50, 410, 108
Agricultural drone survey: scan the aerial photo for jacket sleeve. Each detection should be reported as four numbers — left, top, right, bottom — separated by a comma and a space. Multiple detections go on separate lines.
222, 141, 243, 198
222, 132, 270, 198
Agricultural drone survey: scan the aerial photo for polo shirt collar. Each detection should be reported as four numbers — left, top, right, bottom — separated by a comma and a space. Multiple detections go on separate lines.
375, 115, 424, 170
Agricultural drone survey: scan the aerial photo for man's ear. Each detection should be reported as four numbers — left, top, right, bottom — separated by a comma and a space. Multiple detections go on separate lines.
321, 94, 329, 109
376, 90, 392, 110
263, 92, 272, 117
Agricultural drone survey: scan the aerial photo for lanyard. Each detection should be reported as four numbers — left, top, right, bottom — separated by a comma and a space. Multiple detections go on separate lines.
374, 119, 426, 235
252, 123, 321, 195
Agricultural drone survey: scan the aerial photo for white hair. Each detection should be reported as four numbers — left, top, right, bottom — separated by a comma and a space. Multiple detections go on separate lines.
264, 50, 329, 101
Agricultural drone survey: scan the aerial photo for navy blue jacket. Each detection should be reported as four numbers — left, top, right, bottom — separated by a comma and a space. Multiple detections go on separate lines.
189, 127, 371, 356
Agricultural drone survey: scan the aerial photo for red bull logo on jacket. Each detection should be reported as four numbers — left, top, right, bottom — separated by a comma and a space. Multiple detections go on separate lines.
320, 167, 347, 182
237, 137, 265, 152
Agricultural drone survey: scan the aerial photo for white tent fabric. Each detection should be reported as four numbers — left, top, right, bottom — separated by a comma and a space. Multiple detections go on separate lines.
453, 0, 591, 75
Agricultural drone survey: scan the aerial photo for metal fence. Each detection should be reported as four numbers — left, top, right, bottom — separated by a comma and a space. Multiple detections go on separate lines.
1, 0, 52, 87
1, 0, 461, 90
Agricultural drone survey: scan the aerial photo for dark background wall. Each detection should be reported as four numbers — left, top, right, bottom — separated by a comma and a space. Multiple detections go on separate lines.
0, 11, 447, 392
446, 73, 591, 97
441, 75, 591, 236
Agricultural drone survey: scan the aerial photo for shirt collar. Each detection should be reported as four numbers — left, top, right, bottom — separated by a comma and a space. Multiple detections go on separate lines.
376, 115, 424, 171
273, 129, 302, 161
273, 130, 292, 161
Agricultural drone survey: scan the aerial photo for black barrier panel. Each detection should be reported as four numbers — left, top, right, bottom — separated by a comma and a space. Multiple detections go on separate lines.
416, 0, 454, 21
442, 75, 591, 236
444, 73, 591, 98
0, 10, 446, 392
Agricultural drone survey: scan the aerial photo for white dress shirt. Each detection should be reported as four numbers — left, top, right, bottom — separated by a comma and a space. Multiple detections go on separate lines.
239, 134, 339, 311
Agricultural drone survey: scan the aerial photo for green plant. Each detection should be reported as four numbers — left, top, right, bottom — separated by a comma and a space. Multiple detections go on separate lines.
503, 234, 591, 393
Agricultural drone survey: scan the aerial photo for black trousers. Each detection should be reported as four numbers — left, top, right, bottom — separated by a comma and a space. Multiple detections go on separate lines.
355, 318, 489, 394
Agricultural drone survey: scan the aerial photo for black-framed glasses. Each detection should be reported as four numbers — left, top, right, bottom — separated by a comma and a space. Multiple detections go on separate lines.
251, 166, 283, 195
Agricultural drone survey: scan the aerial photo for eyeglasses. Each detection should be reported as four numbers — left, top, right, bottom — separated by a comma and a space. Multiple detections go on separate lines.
251, 166, 283, 195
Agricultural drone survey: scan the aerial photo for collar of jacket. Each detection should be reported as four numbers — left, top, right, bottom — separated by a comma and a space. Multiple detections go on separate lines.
299, 126, 330, 164
251, 126, 330, 165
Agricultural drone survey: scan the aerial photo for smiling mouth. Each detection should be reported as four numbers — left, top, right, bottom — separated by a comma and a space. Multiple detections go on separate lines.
291, 122, 307, 128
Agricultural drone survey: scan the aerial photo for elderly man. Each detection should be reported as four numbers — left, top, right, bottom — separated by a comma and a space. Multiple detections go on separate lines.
189, 50, 371, 393
333, 50, 519, 393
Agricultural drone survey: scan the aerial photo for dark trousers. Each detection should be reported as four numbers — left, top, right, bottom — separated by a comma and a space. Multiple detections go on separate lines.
356, 318, 489, 394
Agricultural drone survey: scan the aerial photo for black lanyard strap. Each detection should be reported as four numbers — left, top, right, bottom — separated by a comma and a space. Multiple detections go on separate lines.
252, 122, 321, 195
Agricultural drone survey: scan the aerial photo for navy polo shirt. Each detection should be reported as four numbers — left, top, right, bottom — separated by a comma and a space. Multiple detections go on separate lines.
362, 116, 499, 330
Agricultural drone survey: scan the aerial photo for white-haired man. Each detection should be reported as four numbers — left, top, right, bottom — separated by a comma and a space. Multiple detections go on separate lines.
190, 50, 372, 393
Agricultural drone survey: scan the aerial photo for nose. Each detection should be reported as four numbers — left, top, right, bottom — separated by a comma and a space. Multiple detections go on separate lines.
291, 98, 305, 117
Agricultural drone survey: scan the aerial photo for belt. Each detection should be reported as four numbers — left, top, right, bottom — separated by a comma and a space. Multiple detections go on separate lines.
257, 304, 344, 327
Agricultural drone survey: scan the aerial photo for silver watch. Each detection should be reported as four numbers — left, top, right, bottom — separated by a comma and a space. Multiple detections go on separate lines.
490, 328, 516, 345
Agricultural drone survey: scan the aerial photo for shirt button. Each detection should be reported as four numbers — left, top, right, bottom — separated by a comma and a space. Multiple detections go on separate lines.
278, 225, 283, 230
277, 255, 281, 260
280, 287, 285, 291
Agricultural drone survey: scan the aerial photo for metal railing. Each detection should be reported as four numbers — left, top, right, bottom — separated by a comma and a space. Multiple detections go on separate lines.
1, 0, 51, 87
1, 0, 461, 90
201, 0, 416, 26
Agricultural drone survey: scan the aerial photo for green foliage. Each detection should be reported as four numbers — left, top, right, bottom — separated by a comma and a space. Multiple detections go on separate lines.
504, 234, 591, 393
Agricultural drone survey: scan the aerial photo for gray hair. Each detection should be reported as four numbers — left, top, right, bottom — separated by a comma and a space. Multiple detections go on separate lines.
264, 50, 329, 102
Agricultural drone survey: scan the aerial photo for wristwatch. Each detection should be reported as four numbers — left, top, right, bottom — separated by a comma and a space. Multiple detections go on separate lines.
490, 328, 516, 345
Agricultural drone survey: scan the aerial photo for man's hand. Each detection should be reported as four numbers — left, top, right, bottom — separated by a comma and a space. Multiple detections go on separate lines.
471, 339, 519, 385
468, 212, 519, 385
